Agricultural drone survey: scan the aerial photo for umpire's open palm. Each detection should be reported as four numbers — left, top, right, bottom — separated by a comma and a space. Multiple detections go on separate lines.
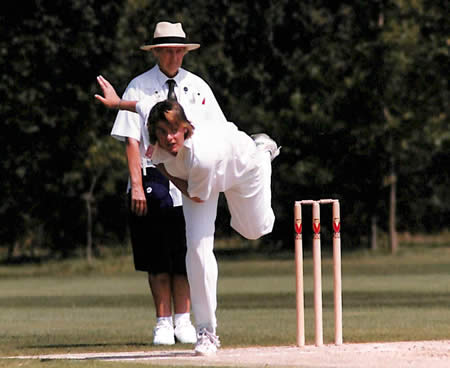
95, 75, 121, 109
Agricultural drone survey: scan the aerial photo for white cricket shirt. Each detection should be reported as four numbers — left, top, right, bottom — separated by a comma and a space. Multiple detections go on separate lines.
145, 121, 258, 201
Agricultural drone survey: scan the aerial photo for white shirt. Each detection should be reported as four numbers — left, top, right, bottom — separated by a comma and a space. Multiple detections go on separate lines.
110, 65, 227, 205
148, 121, 258, 201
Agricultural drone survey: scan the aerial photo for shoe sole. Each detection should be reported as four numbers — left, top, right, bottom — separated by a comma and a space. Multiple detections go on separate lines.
175, 331, 197, 344
195, 349, 217, 356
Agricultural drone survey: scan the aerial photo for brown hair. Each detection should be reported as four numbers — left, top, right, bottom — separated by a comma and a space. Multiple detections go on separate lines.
148, 100, 194, 144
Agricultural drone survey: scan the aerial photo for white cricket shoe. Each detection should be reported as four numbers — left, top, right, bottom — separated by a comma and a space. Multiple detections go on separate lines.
174, 318, 197, 344
152, 320, 175, 345
251, 133, 281, 161
194, 328, 221, 356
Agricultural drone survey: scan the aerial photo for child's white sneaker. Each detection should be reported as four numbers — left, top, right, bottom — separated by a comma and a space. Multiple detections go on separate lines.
152, 320, 175, 345
251, 133, 281, 161
174, 318, 197, 344
194, 328, 220, 356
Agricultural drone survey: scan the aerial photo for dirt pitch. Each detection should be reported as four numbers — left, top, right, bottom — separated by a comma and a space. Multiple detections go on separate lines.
9, 340, 449, 368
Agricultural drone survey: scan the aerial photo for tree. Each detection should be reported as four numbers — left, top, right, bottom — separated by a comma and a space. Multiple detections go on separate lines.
379, 0, 449, 252
0, 0, 126, 257
81, 136, 126, 263
0, 0, 447, 258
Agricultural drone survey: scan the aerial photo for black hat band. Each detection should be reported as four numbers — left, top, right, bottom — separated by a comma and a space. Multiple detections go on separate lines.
152, 36, 187, 45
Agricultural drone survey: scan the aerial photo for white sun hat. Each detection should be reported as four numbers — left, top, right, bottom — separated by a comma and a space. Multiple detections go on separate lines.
140, 21, 200, 51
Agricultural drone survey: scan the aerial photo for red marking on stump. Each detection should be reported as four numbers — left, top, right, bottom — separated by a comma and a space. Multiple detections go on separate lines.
313, 223, 320, 234
333, 221, 341, 233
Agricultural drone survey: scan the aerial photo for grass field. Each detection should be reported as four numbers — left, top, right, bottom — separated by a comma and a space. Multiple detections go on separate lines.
0, 243, 449, 368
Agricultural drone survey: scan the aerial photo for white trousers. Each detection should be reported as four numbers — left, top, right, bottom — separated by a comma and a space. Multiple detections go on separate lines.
182, 151, 275, 332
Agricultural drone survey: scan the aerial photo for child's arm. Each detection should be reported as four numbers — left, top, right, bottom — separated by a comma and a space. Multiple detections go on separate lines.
94, 75, 137, 113
156, 164, 204, 203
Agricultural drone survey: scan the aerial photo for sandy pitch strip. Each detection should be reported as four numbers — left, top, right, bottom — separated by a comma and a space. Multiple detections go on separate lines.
8, 340, 450, 368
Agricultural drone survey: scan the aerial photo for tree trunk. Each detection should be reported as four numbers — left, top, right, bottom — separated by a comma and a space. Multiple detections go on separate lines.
83, 172, 101, 265
7, 241, 19, 261
389, 170, 398, 254
371, 215, 377, 251
85, 195, 93, 265
383, 106, 399, 255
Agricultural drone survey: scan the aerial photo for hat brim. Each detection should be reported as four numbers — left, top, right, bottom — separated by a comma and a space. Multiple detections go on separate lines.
140, 43, 200, 51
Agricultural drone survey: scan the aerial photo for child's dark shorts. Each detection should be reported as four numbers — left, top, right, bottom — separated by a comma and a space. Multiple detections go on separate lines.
128, 168, 187, 275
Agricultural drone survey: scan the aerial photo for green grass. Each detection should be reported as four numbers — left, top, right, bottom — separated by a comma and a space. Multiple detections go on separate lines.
0, 245, 449, 368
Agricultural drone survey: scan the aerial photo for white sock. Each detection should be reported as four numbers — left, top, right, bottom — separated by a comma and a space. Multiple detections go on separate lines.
174, 313, 190, 326
156, 316, 173, 326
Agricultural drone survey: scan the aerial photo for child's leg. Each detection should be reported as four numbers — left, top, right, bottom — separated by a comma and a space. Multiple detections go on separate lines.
182, 191, 220, 333
225, 151, 275, 240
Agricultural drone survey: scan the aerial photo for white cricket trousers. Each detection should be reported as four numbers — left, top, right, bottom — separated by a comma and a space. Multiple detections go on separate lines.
182, 151, 275, 333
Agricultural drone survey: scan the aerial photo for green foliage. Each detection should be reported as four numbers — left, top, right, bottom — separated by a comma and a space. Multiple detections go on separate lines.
0, 0, 448, 255
378, 0, 449, 232
0, 0, 128, 254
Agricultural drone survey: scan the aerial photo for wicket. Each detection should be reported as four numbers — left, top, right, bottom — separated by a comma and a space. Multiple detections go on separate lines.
294, 199, 343, 347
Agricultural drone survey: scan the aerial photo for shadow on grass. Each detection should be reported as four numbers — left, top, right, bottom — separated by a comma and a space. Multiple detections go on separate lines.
82, 351, 196, 361
33, 352, 196, 363
25, 343, 150, 349
21, 343, 196, 360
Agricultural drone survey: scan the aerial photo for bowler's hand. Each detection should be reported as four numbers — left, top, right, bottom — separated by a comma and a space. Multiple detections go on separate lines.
131, 186, 148, 216
95, 75, 121, 109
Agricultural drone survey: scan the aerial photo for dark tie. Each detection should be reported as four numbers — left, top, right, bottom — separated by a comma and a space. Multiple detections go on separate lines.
167, 79, 177, 101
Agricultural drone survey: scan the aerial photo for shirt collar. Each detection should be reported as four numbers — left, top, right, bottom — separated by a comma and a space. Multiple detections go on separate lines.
155, 65, 187, 89
150, 136, 193, 163
148, 142, 176, 165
